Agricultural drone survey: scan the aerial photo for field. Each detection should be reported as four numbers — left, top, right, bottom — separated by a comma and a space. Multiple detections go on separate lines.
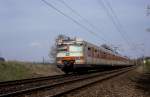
0, 61, 63, 82
143, 59, 150, 72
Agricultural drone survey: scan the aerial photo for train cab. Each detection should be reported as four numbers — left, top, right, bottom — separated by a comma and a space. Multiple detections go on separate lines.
56, 38, 85, 73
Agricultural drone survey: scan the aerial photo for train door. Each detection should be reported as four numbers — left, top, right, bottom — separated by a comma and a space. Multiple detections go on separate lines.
91, 47, 94, 64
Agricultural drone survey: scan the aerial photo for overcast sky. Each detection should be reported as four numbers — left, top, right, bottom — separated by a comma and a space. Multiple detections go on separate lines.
0, 0, 149, 62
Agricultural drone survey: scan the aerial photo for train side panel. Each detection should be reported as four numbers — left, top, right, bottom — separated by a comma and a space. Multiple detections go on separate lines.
83, 42, 132, 67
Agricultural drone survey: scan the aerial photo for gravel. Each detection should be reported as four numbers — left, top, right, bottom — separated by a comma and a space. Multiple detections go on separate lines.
62, 66, 149, 97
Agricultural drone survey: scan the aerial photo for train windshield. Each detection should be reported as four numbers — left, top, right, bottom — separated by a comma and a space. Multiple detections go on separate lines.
69, 45, 83, 52
57, 44, 83, 57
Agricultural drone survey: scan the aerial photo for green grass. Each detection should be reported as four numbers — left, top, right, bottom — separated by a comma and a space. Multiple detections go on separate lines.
0, 61, 63, 82
145, 60, 150, 65
143, 59, 150, 72
0, 61, 31, 82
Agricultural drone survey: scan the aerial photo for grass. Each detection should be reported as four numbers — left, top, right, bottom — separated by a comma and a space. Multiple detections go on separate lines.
143, 60, 150, 73
0, 61, 63, 82
0, 61, 31, 81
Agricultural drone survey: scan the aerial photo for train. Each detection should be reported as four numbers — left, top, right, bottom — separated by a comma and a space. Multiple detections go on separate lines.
56, 36, 134, 73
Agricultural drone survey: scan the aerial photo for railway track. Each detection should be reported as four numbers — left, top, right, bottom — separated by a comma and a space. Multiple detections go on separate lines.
0, 66, 135, 97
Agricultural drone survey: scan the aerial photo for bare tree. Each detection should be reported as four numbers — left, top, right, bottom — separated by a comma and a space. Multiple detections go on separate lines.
49, 45, 57, 63
49, 34, 67, 63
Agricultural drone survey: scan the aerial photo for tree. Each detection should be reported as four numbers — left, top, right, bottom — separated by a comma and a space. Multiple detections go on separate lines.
49, 45, 57, 63
49, 34, 67, 63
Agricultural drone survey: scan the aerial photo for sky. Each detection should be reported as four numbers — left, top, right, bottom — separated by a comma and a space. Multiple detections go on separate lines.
0, 0, 150, 62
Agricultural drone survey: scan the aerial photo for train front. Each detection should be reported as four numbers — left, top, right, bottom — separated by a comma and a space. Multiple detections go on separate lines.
56, 37, 84, 73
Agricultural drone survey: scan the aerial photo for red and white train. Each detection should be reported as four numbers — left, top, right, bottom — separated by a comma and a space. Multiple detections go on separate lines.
56, 36, 133, 73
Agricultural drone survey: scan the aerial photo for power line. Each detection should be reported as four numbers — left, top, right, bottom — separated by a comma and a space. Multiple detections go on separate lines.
56, 0, 112, 45
41, 0, 109, 44
98, 0, 142, 57
98, 0, 135, 50
103, 0, 142, 56
104, 0, 137, 48
57, 1, 104, 35
147, 5, 150, 16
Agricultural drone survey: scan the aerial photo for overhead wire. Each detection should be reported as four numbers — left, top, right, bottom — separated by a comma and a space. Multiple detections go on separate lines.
104, 0, 137, 48
103, 0, 141, 56
57, 0, 113, 45
98, 0, 137, 53
98, 0, 142, 57
41, 0, 110, 45
57, 0, 109, 40
41, 0, 140, 56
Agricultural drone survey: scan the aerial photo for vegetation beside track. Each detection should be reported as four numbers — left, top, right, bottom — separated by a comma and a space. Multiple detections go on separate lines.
0, 61, 30, 81
144, 59, 150, 72
144, 64, 150, 73
0, 61, 63, 82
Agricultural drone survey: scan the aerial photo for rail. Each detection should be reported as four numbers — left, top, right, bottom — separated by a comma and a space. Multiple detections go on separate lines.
0, 66, 135, 97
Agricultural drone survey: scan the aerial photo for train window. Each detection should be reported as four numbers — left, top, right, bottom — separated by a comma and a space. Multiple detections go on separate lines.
97, 51, 99, 57
95, 50, 97, 52
69, 45, 83, 52
103, 52, 106, 58
88, 47, 91, 50
87, 47, 91, 57
98, 51, 101, 58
